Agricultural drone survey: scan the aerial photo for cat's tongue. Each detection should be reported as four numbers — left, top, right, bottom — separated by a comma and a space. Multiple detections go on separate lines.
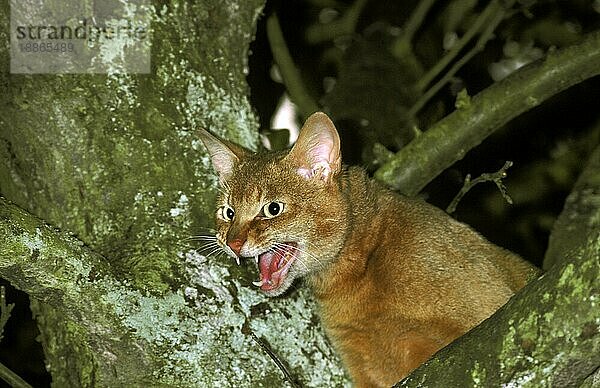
256, 244, 297, 292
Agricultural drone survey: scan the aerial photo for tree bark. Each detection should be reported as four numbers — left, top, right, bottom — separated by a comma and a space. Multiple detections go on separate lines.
394, 144, 600, 387
0, 1, 348, 386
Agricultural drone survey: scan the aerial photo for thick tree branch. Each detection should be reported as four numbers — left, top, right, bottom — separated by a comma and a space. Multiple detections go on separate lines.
375, 30, 600, 196
544, 145, 600, 270
0, 197, 109, 313
394, 144, 600, 387
0, 197, 157, 385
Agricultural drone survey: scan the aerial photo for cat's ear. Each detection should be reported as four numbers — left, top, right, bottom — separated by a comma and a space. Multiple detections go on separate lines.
197, 129, 248, 182
285, 112, 341, 182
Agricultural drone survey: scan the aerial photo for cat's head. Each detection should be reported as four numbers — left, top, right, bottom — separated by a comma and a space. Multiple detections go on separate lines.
198, 112, 348, 296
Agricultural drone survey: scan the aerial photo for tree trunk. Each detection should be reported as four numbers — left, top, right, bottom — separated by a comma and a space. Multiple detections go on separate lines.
0, 1, 348, 386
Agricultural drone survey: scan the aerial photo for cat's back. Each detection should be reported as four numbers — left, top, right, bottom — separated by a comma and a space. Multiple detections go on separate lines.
341, 167, 537, 321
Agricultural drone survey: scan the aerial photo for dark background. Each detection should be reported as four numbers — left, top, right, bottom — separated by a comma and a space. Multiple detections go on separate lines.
2, 0, 599, 386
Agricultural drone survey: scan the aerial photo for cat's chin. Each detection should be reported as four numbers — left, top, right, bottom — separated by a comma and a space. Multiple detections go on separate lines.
251, 242, 300, 296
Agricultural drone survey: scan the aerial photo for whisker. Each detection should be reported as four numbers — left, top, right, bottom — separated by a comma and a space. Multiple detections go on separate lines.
295, 242, 328, 272
194, 243, 221, 256
185, 235, 218, 241
273, 242, 325, 273
204, 245, 227, 260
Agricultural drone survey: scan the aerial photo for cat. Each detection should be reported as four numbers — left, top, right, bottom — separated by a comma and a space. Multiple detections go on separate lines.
197, 112, 540, 387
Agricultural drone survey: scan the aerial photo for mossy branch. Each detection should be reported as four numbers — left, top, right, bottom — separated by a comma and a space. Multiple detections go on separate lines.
543, 143, 600, 270
395, 144, 600, 387
0, 197, 158, 385
375, 30, 600, 196
0, 197, 111, 317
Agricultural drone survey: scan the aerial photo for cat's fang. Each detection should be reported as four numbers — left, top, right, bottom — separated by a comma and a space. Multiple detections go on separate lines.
254, 255, 259, 264
252, 280, 263, 287
235, 256, 240, 265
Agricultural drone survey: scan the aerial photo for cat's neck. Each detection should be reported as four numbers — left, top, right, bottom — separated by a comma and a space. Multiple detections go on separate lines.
307, 166, 389, 298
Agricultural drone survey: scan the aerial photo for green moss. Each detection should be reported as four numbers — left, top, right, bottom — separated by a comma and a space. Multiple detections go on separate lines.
471, 361, 486, 386
455, 88, 471, 110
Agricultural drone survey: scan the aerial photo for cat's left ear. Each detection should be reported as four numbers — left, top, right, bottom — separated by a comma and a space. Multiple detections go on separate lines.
285, 112, 341, 182
197, 129, 248, 183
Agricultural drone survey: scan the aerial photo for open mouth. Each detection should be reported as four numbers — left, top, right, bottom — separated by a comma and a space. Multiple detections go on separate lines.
251, 242, 299, 292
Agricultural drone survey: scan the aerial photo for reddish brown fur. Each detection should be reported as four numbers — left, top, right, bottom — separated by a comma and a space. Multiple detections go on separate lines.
198, 113, 540, 387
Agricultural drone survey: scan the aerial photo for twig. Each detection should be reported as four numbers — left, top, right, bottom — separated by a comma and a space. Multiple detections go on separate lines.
391, 0, 438, 59
416, 0, 504, 92
446, 161, 514, 214
0, 362, 33, 388
408, 4, 510, 117
250, 332, 301, 387
305, 0, 368, 44
267, 13, 320, 120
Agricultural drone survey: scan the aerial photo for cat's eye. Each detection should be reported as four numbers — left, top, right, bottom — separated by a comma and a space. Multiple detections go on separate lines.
262, 202, 284, 219
218, 205, 235, 221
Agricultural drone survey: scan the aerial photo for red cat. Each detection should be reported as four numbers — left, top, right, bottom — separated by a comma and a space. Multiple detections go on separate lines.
198, 112, 539, 387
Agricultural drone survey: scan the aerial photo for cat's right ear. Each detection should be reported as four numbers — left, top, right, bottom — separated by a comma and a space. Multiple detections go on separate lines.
285, 112, 342, 183
197, 129, 247, 182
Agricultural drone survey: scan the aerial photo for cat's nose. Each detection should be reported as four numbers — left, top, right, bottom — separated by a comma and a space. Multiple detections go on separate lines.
227, 238, 245, 256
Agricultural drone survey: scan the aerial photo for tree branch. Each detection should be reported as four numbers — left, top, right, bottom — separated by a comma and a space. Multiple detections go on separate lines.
408, 4, 509, 117
375, 30, 600, 196
395, 143, 600, 387
0, 197, 157, 385
0, 197, 110, 316
544, 143, 600, 270
446, 161, 513, 214
0, 362, 32, 388
305, 0, 368, 45
415, 0, 507, 92
390, 0, 438, 60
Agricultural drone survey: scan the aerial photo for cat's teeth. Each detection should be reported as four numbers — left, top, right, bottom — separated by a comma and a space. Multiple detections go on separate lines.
252, 280, 263, 287
235, 256, 240, 265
